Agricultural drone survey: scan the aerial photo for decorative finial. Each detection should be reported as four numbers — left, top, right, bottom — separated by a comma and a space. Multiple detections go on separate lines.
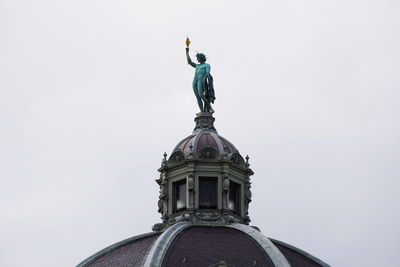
245, 155, 250, 167
162, 152, 167, 166
188, 144, 194, 158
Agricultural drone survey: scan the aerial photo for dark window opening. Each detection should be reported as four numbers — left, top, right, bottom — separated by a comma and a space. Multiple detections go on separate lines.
173, 179, 186, 212
229, 181, 240, 215
199, 177, 218, 209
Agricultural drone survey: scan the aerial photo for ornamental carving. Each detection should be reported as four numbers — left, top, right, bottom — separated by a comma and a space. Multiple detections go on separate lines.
188, 172, 194, 190
194, 211, 223, 221
223, 174, 230, 191
168, 151, 186, 164
197, 148, 219, 160
244, 181, 252, 224
193, 113, 217, 132
230, 153, 246, 167
157, 177, 168, 220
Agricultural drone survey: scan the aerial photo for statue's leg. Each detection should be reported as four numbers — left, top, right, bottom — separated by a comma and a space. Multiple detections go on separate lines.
198, 80, 211, 112
193, 80, 203, 111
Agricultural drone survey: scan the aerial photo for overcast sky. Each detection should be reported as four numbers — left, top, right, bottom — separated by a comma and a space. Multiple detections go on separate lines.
1, 0, 399, 266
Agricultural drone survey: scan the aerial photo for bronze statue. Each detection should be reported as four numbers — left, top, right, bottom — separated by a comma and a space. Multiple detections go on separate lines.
185, 37, 215, 113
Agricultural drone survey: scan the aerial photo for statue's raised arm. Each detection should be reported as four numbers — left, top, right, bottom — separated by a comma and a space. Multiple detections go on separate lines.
185, 37, 215, 113
186, 48, 196, 68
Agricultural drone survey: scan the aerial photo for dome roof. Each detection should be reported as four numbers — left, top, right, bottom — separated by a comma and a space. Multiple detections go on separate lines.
77, 222, 330, 267
173, 131, 237, 157
168, 112, 247, 165
161, 225, 274, 266
77, 233, 160, 267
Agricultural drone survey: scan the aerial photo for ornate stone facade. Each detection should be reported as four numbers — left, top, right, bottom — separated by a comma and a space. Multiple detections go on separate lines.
153, 112, 254, 231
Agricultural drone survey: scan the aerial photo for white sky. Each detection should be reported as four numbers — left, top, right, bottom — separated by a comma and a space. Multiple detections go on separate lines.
1, 0, 399, 266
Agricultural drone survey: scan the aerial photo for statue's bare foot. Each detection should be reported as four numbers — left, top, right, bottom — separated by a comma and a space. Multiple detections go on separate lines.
209, 108, 215, 113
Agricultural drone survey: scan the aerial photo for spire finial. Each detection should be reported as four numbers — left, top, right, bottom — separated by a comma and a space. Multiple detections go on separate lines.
162, 152, 167, 166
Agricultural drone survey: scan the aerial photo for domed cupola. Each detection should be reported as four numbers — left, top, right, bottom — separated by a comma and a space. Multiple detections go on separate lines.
171, 113, 238, 159
153, 112, 254, 231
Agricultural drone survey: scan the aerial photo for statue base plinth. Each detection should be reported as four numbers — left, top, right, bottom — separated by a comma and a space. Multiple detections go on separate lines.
193, 112, 216, 133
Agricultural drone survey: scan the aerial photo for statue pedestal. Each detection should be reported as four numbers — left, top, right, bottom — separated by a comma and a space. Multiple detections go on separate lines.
193, 112, 216, 133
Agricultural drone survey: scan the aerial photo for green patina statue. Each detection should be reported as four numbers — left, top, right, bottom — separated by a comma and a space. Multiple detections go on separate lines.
185, 38, 215, 113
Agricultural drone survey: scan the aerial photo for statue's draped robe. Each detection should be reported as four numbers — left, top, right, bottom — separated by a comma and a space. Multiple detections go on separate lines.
205, 74, 215, 104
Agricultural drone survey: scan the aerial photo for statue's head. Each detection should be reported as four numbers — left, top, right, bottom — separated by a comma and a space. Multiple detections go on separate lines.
196, 53, 206, 63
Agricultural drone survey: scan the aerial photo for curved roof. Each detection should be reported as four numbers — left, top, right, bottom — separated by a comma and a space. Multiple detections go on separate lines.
163, 226, 274, 266
77, 233, 160, 267
77, 223, 330, 267
169, 112, 241, 161
172, 131, 237, 156
271, 239, 329, 267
